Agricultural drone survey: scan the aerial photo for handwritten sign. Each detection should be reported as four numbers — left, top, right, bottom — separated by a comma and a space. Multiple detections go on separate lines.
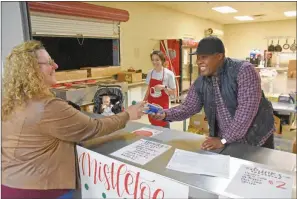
131, 128, 163, 137
110, 139, 171, 165
225, 165, 294, 198
76, 145, 189, 199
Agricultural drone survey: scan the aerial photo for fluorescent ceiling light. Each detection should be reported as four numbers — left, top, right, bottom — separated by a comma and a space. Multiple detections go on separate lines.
284, 11, 296, 17
234, 16, 254, 21
212, 6, 237, 14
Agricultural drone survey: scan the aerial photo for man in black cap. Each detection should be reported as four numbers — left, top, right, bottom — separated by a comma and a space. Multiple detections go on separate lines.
152, 36, 275, 150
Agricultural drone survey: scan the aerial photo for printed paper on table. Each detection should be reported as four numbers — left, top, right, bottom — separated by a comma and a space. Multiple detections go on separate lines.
110, 139, 171, 165
225, 164, 294, 198
166, 149, 230, 178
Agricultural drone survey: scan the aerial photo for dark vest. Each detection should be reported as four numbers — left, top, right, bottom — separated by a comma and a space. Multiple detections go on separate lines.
194, 58, 274, 146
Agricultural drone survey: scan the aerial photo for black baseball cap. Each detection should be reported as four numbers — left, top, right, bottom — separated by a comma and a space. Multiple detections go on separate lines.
190, 36, 225, 55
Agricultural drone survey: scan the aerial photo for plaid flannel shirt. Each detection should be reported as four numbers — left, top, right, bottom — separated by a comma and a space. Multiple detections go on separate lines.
165, 64, 273, 146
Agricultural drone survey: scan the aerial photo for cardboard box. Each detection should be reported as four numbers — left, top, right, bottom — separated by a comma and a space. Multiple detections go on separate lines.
188, 113, 209, 135
55, 71, 68, 81
274, 135, 294, 153
288, 60, 296, 78
117, 72, 142, 83
52, 84, 97, 106
288, 70, 296, 79
274, 115, 281, 134
281, 127, 296, 140
81, 66, 121, 78
266, 94, 279, 103
282, 124, 291, 133
187, 126, 209, 136
56, 70, 88, 81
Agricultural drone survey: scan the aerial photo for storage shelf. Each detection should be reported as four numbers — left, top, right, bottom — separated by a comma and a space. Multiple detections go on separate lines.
271, 52, 297, 54
56, 76, 112, 84
264, 36, 296, 40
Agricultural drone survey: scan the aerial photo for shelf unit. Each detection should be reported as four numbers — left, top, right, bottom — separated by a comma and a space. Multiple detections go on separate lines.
264, 36, 296, 68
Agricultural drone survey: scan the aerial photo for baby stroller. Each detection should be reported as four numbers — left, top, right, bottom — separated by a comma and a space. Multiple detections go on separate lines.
93, 84, 124, 115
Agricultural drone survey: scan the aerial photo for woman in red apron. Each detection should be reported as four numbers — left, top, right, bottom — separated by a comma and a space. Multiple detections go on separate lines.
144, 51, 176, 128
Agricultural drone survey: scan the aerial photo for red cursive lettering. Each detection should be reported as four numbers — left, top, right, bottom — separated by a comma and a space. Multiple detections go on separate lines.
133, 172, 140, 199
92, 160, 98, 184
124, 172, 134, 194
78, 152, 91, 176
116, 164, 126, 197
98, 162, 103, 182
111, 163, 117, 190
152, 189, 165, 199
123, 171, 140, 199
276, 181, 286, 189
140, 182, 151, 199
103, 164, 111, 190
78, 151, 165, 199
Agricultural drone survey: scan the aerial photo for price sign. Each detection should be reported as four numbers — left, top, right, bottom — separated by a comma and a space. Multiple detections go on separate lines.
225, 165, 293, 198
110, 139, 171, 165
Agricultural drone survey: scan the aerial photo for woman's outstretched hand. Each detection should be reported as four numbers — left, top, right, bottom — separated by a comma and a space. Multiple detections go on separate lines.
126, 101, 147, 120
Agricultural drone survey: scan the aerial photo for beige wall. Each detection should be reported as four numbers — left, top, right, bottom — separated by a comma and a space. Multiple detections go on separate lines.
88, 2, 223, 72
224, 19, 296, 61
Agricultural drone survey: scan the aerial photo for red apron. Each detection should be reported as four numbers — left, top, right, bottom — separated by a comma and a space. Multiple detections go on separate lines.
148, 68, 169, 127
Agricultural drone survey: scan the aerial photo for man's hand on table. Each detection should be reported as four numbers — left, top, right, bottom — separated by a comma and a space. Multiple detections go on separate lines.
201, 137, 224, 150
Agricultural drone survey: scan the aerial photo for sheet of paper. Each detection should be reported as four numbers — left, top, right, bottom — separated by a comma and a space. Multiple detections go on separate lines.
166, 149, 230, 178
225, 164, 294, 198
131, 127, 163, 137
110, 139, 171, 165
77, 145, 189, 199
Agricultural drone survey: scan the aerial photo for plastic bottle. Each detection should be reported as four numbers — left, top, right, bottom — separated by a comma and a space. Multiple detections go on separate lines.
250, 49, 256, 60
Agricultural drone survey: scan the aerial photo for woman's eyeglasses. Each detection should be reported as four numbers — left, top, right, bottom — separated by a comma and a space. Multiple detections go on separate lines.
38, 58, 55, 66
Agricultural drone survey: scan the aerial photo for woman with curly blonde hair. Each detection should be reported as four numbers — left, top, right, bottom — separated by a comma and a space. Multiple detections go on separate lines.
1, 40, 145, 199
